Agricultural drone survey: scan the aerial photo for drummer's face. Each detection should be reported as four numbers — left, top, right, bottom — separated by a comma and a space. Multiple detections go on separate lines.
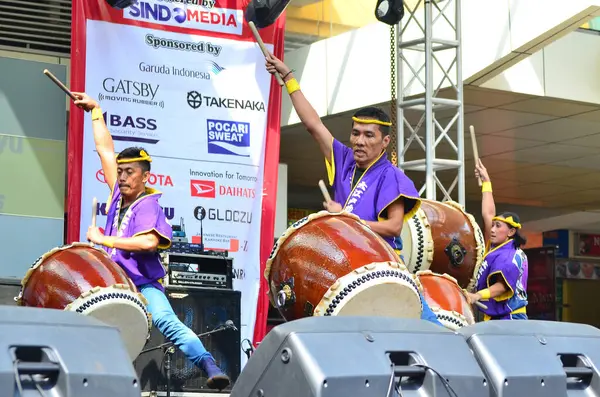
117, 163, 149, 198
350, 122, 390, 168
490, 220, 515, 245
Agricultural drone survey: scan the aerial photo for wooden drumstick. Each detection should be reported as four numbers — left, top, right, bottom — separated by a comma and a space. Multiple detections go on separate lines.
469, 125, 482, 187
91, 197, 98, 228
318, 180, 332, 204
475, 301, 488, 310
43, 69, 77, 101
248, 21, 284, 87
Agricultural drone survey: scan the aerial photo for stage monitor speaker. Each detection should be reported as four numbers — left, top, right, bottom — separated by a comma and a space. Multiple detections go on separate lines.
134, 286, 241, 393
0, 278, 20, 306
0, 306, 139, 396
245, 0, 292, 29
231, 316, 488, 397
459, 320, 600, 397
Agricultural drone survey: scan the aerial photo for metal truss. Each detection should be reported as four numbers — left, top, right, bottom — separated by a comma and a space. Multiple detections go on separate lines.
395, 0, 465, 205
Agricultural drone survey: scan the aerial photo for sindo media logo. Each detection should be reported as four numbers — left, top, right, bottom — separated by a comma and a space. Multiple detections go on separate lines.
144, 34, 222, 57
207, 119, 250, 157
98, 78, 164, 109
126, 1, 243, 36
102, 111, 159, 144
186, 91, 265, 112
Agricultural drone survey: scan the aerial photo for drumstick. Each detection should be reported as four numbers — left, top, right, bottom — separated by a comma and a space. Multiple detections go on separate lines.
43, 69, 77, 101
469, 125, 482, 187
318, 180, 332, 203
91, 197, 98, 228
475, 301, 488, 310
248, 21, 284, 87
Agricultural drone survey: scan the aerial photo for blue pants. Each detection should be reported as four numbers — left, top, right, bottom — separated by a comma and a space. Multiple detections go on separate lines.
140, 285, 211, 366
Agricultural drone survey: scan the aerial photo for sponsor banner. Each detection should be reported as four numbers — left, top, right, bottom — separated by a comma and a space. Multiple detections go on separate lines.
69, 0, 285, 365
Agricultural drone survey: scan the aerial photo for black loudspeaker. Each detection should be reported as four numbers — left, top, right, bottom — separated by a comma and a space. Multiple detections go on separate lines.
0, 278, 20, 306
459, 320, 600, 397
245, 0, 292, 29
0, 306, 139, 396
105, 0, 137, 9
134, 286, 241, 393
231, 316, 488, 397
375, 0, 405, 26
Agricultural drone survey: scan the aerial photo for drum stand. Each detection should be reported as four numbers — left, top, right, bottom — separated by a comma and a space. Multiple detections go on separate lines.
139, 324, 233, 397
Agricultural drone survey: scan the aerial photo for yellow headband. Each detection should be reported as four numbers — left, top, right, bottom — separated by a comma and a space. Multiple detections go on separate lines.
117, 149, 152, 164
352, 116, 392, 127
492, 215, 521, 229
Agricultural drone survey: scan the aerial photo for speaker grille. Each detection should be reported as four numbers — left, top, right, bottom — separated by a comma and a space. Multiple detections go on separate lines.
0, 0, 71, 56
134, 286, 241, 393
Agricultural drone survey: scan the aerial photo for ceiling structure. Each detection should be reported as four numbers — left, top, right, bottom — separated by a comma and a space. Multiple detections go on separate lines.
280, 85, 600, 231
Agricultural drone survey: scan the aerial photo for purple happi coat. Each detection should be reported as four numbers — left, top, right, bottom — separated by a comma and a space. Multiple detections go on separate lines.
474, 240, 529, 319
104, 184, 173, 291
325, 138, 420, 250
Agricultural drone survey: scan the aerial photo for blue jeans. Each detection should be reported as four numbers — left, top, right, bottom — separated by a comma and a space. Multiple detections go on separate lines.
140, 285, 211, 366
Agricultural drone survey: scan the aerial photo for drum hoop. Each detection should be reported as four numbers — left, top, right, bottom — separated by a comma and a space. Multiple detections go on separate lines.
63, 283, 152, 332
15, 243, 117, 305
404, 207, 434, 273
264, 210, 364, 281
429, 306, 469, 329
416, 270, 471, 301
314, 261, 423, 317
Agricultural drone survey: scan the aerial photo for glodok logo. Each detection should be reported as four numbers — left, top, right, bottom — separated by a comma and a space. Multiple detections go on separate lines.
99, 77, 164, 109
190, 180, 215, 198
102, 112, 159, 144
208, 208, 252, 224
125, 2, 243, 36
96, 169, 174, 187
207, 119, 250, 157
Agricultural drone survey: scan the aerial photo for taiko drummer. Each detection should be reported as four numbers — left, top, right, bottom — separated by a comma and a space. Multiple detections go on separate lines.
73, 92, 230, 390
266, 54, 444, 326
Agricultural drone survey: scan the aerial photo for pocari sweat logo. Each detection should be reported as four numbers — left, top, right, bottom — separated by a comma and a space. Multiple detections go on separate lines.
125, 1, 243, 36
207, 119, 250, 157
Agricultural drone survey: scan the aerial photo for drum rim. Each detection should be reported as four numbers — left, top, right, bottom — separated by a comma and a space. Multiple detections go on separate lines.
264, 210, 365, 281
15, 242, 117, 305
402, 206, 433, 273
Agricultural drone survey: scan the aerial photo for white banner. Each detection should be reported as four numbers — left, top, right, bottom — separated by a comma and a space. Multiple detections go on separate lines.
79, 19, 274, 366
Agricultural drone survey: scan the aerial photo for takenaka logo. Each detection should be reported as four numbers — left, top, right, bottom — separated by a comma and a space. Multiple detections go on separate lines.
190, 179, 216, 198
98, 77, 164, 109
186, 91, 265, 112
190, 179, 256, 199
102, 111, 159, 144
97, 169, 174, 187
126, 1, 243, 36
144, 34, 222, 57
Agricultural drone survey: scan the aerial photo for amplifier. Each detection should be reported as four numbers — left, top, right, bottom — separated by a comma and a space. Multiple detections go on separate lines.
134, 286, 241, 393
163, 252, 233, 289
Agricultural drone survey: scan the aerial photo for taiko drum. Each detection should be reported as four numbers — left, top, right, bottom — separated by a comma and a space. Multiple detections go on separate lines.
417, 270, 475, 330
16, 243, 151, 361
265, 211, 423, 321
401, 199, 485, 289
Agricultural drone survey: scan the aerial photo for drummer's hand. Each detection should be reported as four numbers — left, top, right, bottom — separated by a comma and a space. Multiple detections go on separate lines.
323, 200, 343, 213
474, 158, 490, 182
72, 92, 100, 112
466, 291, 481, 304
86, 226, 105, 245
265, 53, 292, 80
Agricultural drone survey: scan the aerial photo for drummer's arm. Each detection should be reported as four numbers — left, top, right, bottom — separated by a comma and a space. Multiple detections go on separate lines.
364, 200, 405, 237
99, 232, 160, 252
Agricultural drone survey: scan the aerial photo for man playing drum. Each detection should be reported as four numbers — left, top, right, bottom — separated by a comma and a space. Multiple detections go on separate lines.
265, 54, 442, 326
466, 159, 529, 320
73, 93, 230, 390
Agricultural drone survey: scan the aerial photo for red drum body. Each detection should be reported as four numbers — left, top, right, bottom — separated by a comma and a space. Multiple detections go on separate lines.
417, 270, 475, 330
265, 211, 423, 321
16, 243, 151, 360
401, 199, 485, 289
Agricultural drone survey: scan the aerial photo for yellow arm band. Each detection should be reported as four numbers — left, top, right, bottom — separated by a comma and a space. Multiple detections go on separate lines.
91, 107, 103, 121
285, 78, 300, 95
103, 239, 114, 249
482, 181, 492, 193
478, 288, 491, 300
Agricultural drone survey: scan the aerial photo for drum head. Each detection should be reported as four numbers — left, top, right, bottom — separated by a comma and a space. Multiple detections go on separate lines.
315, 262, 423, 319
65, 285, 150, 361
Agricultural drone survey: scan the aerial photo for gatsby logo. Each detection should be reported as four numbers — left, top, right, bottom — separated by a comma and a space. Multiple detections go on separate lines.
205, 60, 225, 76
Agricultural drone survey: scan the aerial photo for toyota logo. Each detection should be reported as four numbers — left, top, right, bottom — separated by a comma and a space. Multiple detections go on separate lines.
96, 170, 107, 184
